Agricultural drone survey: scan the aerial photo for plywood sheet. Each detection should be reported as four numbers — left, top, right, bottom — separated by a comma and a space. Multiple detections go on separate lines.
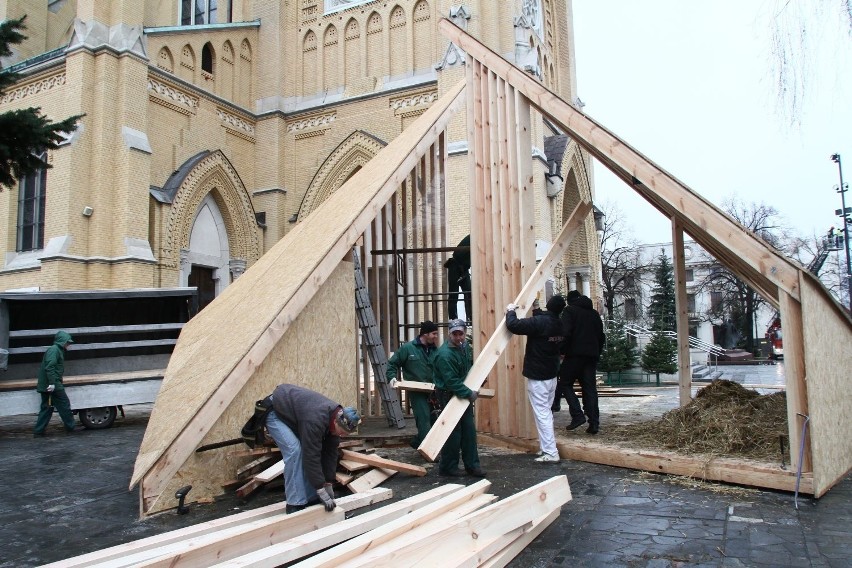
143, 262, 356, 513
799, 275, 852, 496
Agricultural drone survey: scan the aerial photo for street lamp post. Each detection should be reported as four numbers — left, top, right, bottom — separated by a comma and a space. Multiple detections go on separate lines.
830, 153, 852, 311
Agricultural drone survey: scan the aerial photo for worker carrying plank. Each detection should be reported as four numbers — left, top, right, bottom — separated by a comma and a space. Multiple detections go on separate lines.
263, 384, 361, 514
386, 320, 440, 449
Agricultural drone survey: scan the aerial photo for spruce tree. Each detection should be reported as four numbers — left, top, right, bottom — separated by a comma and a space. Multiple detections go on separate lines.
640, 329, 678, 374
646, 251, 677, 331
0, 16, 83, 188
598, 316, 635, 372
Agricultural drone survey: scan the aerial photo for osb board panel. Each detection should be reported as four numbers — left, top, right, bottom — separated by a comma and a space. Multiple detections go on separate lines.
132, 80, 465, 485
146, 262, 356, 514
800, 275, 852, 497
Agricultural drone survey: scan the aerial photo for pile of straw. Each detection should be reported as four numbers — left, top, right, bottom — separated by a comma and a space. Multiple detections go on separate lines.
607, 380, 789, 462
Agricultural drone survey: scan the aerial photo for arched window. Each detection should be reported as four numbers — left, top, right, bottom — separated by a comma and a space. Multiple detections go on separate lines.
16, 153, 47, 252
202, 42, 215, 74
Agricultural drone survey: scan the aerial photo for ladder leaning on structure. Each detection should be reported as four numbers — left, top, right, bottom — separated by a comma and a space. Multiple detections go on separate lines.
352, 250, 406, 428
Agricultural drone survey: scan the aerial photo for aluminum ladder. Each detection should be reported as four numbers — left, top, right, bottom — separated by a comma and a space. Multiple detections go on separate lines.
353, 250, 406, 428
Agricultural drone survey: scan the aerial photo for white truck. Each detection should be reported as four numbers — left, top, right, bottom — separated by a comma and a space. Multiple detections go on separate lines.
0, 288, 197, 429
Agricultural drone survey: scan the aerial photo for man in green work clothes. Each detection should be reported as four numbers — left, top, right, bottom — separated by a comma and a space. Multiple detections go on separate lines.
433, 318, 486, 477
387, 320, 440, 449
33, 330, 78, 437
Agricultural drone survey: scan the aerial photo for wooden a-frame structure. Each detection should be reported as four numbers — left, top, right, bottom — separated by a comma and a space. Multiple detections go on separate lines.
132, 19, 851, 515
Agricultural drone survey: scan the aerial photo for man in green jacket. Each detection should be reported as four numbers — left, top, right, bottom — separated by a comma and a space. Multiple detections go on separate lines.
386, 320, 440, 448
433, 319, 485, 477
34, 330, 77, 436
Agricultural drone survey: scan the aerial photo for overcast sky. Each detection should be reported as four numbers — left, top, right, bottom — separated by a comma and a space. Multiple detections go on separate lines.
572, 1, 852, 246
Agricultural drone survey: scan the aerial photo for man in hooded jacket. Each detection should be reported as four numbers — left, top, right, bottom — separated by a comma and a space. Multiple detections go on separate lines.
506, 295, 566, 462
34, 330, 77, 436
559, 290, 606, 434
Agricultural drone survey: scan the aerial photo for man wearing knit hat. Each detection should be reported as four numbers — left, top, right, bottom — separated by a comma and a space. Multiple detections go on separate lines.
506, 295, 566, 462
265, 384, 361, 514
386, 320, 440, 448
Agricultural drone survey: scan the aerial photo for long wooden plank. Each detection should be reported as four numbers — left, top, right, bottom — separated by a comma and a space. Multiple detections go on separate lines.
479, 509, 560, 568
211, 484, 467, 568
477, 432, 815, 494
294, 481, 494, 568
419, 200, 592, 460
394, 379, 495, 398
338, 459, 371, 473
779, 285, 810, 472
339, 449, 427, 476
335, 475, 571, 568
132, 80, 468, 510
254, 460, 285, 482
672, 222, 692, 407
438, 17, 801, 302
45, 490, 392, 568
346, 467, 397, 493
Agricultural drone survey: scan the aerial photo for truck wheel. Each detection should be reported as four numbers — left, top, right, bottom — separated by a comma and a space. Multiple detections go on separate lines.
79, 406, 118, 429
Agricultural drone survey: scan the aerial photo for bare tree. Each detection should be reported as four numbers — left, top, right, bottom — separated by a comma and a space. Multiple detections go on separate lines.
598, 201, 645, 321
765, 0, 852, 125
697, 198, 790, 353
788, 231, 848, 305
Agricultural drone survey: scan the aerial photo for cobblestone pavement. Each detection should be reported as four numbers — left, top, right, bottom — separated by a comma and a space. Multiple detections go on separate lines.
1, 367, 849, 567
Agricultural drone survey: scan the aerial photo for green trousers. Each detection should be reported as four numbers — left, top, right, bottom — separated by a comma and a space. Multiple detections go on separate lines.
439, 402, 481, 473
408, 392, 434, 448
34, 390, 76, 434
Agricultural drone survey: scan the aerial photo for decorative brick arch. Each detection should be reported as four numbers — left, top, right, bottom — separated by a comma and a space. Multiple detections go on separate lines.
298, 131, 386, 219
163, 150, 261, 271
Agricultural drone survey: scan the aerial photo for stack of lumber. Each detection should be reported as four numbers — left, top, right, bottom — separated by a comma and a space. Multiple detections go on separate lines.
228, 441, 427, 500
49, 476, 571, 568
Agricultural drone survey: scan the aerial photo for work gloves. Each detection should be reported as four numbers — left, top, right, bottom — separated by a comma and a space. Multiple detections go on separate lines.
388, 378, 398, 389
467, 391, 478, 403
317, 484, 336, 512
506, 303, 518, 312
46, 385, 55, 393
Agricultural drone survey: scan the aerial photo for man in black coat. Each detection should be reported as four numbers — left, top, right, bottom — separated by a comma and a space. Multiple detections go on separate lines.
506, 295, 566, 462
265, 384, 361, 514
559, 290, 606, 434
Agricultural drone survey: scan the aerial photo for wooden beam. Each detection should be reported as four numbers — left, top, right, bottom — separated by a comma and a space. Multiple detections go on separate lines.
295, 481, 494, 568
339, 449, 427, 476
335, 475, 571, 567
394, 379, 495, 398
43, 490, 393, 568
438, 17, 800, 303
419, 200, 593, 460
346, 468, 397, 493
479, 509, 560, 568
132, 80, 468, 512
254, 460, 285, 482
477, 432, 815, 494
208, 484, 468, 568
672, 222, 692, 407
779, 285, 810, 472
338, 459, 371, 473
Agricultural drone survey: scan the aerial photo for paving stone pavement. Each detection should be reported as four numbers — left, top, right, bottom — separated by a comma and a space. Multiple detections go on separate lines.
1, 368, 849, 567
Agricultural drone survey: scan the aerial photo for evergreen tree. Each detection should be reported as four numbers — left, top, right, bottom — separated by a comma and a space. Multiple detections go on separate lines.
646, 251, 676, 331
0, 16, 83, 188
598, 316, 635, 372
640, 329, 678, 374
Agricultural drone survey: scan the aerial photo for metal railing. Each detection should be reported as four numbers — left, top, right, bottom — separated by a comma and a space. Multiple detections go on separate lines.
617, 322, 724, 369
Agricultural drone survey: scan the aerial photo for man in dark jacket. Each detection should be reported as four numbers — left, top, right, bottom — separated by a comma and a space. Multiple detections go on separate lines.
444, 234, 472, 321
559, 290, 606, 434
386, 320, 439, 448
433, 318, 485, 478
506, 295, 566, 462
33, 330, 77, 437
265, 384, 361, 514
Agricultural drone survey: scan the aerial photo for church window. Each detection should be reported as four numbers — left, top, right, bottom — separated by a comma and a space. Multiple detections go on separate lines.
180, 0, 231, 26
16, 154, 47, 252
202, 42, 215, 74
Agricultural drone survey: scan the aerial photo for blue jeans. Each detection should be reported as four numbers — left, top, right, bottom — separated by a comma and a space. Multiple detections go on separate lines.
265, 411, 316, 506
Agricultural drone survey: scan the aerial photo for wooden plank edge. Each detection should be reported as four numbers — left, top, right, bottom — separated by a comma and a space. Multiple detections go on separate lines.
477, 432, 816, 494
